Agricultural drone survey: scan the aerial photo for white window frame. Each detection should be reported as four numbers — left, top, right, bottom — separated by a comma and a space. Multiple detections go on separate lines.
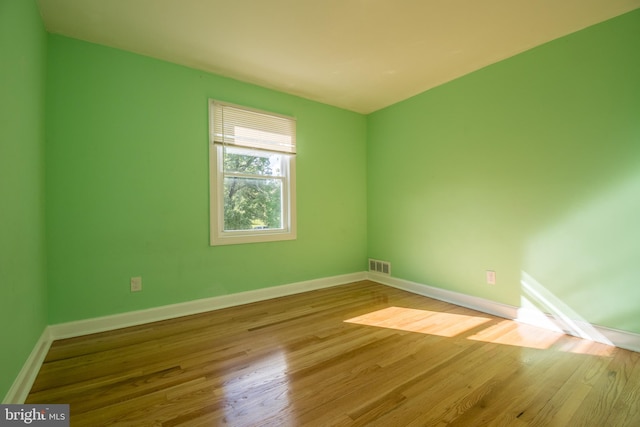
209, 100, 297, 246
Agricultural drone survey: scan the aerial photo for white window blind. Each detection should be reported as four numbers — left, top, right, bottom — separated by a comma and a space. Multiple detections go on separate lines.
211, 101, 296, 154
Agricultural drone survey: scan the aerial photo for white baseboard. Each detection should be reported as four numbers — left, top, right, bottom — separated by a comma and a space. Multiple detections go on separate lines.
48, 272, 367, 341
368, 272, 519, 320
367, 272, 640, 353
3, 328, 52, 404
8, 270, 640, 403
6, 272, 364, 403
596, 325, 640, 353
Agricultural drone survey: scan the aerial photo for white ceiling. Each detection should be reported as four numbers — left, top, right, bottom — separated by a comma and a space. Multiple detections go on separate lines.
37, 0, 640, 114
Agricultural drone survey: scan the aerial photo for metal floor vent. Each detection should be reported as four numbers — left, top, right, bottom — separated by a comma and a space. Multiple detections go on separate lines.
369, 258, 391, 275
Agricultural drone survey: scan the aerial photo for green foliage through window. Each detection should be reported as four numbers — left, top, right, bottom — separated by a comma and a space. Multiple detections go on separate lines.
222, 150, 283, 231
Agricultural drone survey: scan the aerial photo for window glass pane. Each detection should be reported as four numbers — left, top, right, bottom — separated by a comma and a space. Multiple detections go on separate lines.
223, 147, 283, 176
223, 176, 283, 231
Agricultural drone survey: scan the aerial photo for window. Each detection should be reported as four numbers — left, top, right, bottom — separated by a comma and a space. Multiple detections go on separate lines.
209, 100, 296, 245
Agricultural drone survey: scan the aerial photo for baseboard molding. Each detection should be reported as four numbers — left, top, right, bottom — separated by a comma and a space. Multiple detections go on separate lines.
49, 272, 367, 341
7, 272, 364, 403
367, 272, 640, 353
8, 270, 640, 403
596, 325, 640, 353
3, 328, 52, 404
368, 272, 519, 320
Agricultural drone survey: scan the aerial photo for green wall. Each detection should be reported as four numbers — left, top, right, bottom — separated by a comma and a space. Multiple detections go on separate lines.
0, 0, 48, 400
368, 10, 640, 334
45, 36, 367, 323
3, 0, 639, 401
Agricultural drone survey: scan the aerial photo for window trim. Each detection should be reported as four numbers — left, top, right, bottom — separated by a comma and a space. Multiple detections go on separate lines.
209, 100, 297, 246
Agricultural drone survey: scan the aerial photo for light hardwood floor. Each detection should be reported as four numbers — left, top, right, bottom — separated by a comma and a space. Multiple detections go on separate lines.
27, 280, 640, 426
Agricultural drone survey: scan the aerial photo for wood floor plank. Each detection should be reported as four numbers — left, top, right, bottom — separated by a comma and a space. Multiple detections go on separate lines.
26, 280, 640, 426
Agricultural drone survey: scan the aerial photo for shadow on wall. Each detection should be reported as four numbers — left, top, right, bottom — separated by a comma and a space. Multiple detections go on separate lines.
522, 167, 640, 335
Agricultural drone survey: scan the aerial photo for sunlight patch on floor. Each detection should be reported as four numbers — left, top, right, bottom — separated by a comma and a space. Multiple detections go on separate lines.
345, 306, 491, 337
467, 320, 562, 350
345, 305, 616, 355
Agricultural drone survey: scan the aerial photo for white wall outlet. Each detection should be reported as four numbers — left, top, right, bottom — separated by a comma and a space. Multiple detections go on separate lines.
486, 270, 496, 285
130, 276, 142, 292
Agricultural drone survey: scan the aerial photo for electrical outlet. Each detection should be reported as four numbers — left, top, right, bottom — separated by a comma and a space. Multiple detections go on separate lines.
130, 276, 142, 292
486, 270, 496, 285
